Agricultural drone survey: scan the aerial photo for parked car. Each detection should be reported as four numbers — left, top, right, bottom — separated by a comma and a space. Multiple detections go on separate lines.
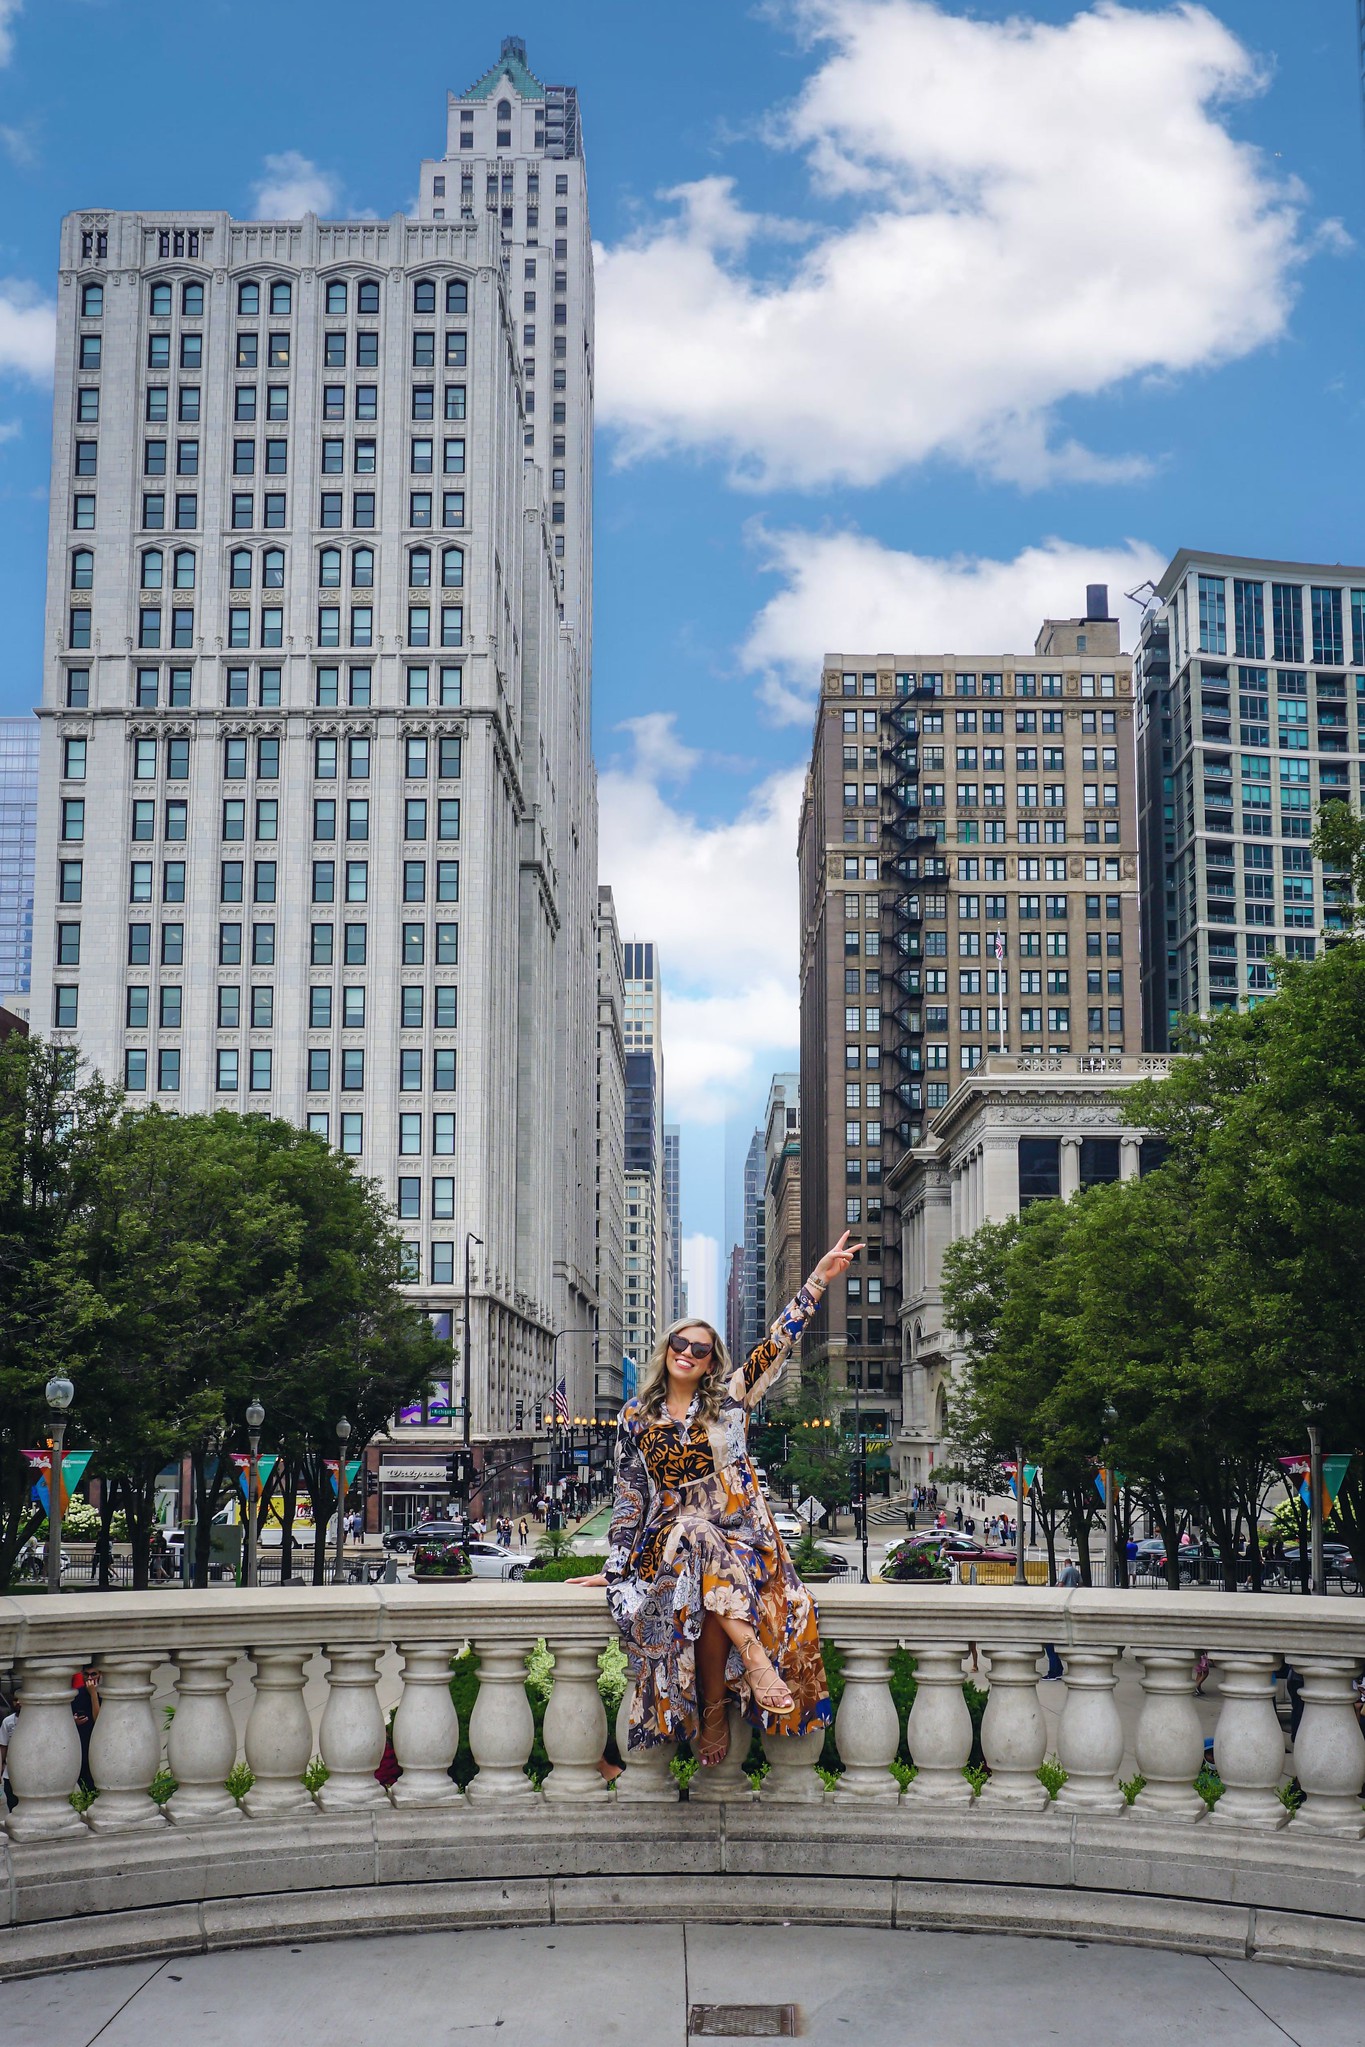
463, 1539, 535, 1582
1280, 1544, 1360, 1592
887, 1530, 1019, 1565
771, 1510, 805, 1540
383, 1518, 466, 1553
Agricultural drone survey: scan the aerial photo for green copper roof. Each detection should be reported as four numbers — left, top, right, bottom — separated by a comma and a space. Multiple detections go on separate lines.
461, 35, 545, 103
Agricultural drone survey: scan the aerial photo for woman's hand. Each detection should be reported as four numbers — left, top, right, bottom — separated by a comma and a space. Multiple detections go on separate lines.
564, 1572, 607, 1587
814, 1230, 865, 1287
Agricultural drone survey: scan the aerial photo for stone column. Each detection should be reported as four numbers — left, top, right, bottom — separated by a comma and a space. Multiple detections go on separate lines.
86, 1654, 168, 1832
1289, 1658, 1365, 1837
1209, 1654, 1289, 1830
390, 1641, 462, 1808
1131, 1651, 1206, 1823
688, 1701, 753, 1803
464, 1639, 538, 1801
760, 1721, 828, 1804
541, 1640, 609, 1801
167, 1650, 243, 1827
904, 1644, 973, 1805
241, 1645, 316, 1820
1120, 1135, 1142, 1182
833, 1643, 900, 1800
612, 1678, 677, 1802
978, 1645, 1048, 1809
1059, 1136, 1082, 1199
1055, 1648, 1125, 1812
5, 1657, 85, 1840
316, 1644, 388, 1811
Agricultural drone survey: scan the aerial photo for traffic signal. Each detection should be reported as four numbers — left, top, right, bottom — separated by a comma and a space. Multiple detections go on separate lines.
515, 1400, 524, 1430
365, 1469, 378, 1498
445, 1453, 459, 1491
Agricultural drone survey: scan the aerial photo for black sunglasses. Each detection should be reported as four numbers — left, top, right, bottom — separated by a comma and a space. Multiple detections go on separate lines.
668, 1333, 715, 1360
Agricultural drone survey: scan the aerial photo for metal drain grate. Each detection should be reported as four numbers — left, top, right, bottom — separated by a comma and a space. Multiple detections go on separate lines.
688, 2006, 801, 2038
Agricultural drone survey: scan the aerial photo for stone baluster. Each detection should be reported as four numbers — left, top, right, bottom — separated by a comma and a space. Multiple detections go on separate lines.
1288, 1658, 1365, 1838
4, 1657, 85, 1840
1055, 1648, 1125, 1813
904, 1645, 973, 1805
687, 1700, 753, 1803
541, 1638, 609, 1801
316, 1644, 388, 1811
760, 1721, 828, 1803
1131, 1651, 1206, 1823
166, 1651, 243, 1827
833, 1642, 900, 1801
978, 1645, 1048, 1810
241, 1645, 316, 1820
1209, 1653, 1289, 1830
86, 1654, 167, 1832
612, 1677, 677, 1802
390, 1641, 462, 1807
464, 1639, 538, 1801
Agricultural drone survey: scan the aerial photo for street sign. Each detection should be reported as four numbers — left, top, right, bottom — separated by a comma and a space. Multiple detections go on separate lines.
798, 1495, 825, 1523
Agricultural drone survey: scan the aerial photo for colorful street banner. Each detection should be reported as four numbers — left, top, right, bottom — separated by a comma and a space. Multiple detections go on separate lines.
1093, 1469, 1126, 1505
23, 1448, 93, 1520
1280, 1451, 1352, 1518
322, 1458, 363, 1497
1007, 1462, 1040, 1499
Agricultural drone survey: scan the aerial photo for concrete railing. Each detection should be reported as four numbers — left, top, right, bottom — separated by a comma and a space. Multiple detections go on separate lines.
1, 1583, 1363, 1978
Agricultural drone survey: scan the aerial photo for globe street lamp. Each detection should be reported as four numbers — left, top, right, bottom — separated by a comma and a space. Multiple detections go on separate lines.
245, 1398, 265, 1589
334, 1416, 351, 1582
45, 1373, 75, 1599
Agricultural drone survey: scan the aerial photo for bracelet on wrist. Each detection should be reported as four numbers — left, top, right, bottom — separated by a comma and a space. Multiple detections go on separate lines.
806, 1271, 827, 1294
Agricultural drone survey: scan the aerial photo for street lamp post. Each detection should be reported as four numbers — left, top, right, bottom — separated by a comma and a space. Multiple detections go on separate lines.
1307, 1414, 1325, 1598
245, 1398, 264, 1589
1014, 1445, 1027, 1588
45, 1373, 74, 1599
334, 1416, 351, 1582
463, 1232, 483, 1522
1102, 1403, 1118, 1592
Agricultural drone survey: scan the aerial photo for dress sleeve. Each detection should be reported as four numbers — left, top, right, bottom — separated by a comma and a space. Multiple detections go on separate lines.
604, 1413, 649, 1592
730, 1279, 825, 1410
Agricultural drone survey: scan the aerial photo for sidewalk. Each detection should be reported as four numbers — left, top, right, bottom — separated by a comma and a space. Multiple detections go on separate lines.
3, 1923, 1353, 2046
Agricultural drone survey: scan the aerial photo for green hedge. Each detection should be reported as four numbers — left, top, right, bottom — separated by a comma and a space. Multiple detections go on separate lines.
523, 1552, 607, 1583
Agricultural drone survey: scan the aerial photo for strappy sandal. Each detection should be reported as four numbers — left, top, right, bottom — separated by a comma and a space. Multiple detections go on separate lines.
697, 1698, 730, 1767
740, 1638, 795, 1717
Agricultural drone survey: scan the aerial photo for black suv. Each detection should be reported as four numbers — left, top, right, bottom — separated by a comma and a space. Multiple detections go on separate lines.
382, 1517, 466, 1553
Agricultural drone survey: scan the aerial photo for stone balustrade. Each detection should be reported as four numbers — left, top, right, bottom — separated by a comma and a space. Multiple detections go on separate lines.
1, 1582, 1362, 1978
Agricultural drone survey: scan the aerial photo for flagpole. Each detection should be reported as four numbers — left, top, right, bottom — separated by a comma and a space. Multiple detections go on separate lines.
1014, 1445, 1026, 1587
1307, 1417, 1325, 1597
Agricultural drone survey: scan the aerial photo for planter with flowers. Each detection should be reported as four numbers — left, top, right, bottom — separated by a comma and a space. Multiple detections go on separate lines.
880, 1541, 950, 1585
412, 1541, 472, 1580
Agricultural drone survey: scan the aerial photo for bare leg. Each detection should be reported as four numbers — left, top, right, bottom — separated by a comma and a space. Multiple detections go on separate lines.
695, 1612, 732, 1764
706, 1610, 796, 1720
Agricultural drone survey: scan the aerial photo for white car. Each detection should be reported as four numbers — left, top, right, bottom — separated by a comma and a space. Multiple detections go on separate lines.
771, 1510, 804, 1540
464, 1539, 536, 1582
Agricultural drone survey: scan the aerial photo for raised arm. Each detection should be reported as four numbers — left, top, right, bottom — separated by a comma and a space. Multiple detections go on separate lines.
732, 1230, 865, 1408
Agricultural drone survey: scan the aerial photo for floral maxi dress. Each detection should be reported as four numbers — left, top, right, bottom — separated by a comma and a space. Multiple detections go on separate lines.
605, 1282, 833, 1751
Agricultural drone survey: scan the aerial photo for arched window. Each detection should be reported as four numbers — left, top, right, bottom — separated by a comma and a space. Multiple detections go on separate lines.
149, 282, 172, 317
497, 98, 511, 118
356, 279, 380, 315
440, 546, 463, 589
408, 547, 431, 588
141, 548, 164, 590
172, 548, 196, 589
80, 283, 103, 319
70, 549, 94, 590
181, 280, 204, 317
262, 547, 285, 589
445, 279, 468, 316
325, 280, 348, 314
269, 280, 292, 316
413, 278, 436, 315
237, 280, 260, 316
319, 547, 342, 589
351, 546, 375, 589
229, 549, 252, 590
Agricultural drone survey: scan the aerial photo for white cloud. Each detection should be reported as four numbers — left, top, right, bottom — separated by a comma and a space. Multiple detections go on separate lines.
741, 529, 1167, 719
599, 717, 802, 1123
0, 280, 55, 381
681, 1235, 721, 1327
596, 0, 1307, 488
251, 151, 342, 220
613, 711, 700, 782
0, 2, 20, 67
0, 122, 35, 168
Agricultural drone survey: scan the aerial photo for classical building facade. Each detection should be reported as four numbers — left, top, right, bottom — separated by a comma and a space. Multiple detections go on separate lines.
31, 40, 599, 1510
1134, 549, 1363, 1050
622, 939, 666, 1365
798, 589, 1140, 1445
663, 1123, 683, 1324
0, 717, 38, 1005
763, 1073, 802, 1345
888, 1053, 1171, 1492
593, 884, 627, 1416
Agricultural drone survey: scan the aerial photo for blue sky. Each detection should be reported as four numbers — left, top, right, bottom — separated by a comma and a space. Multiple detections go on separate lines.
0, 0, 1362, 1316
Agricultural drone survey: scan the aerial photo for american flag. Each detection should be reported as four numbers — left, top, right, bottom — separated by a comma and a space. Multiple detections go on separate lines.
553, 1376, 570, 1423
994, 929, 1005, 963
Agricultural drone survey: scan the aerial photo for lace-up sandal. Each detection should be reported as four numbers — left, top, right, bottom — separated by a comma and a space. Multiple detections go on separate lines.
739, 1638, 795, 1717
697, 1698, 731, 1767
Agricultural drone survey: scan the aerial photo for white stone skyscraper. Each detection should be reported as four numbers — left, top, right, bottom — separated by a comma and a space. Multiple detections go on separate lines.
31, 39, 599, 1486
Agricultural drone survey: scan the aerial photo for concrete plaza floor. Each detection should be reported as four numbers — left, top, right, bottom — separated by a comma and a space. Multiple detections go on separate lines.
4, 1924, 1362, 2046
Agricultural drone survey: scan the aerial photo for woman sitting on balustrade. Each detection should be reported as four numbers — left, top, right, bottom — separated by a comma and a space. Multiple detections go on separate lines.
594, 1232, 861, 1770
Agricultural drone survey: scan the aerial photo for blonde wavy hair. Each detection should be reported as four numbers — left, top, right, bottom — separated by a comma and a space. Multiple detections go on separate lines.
635, 1315, 735, 1425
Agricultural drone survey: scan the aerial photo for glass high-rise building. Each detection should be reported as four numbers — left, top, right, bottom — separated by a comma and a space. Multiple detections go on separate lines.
31, 40, 599, 1459
0, 717, 39, 1001
1134, 550, 1364, 1047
